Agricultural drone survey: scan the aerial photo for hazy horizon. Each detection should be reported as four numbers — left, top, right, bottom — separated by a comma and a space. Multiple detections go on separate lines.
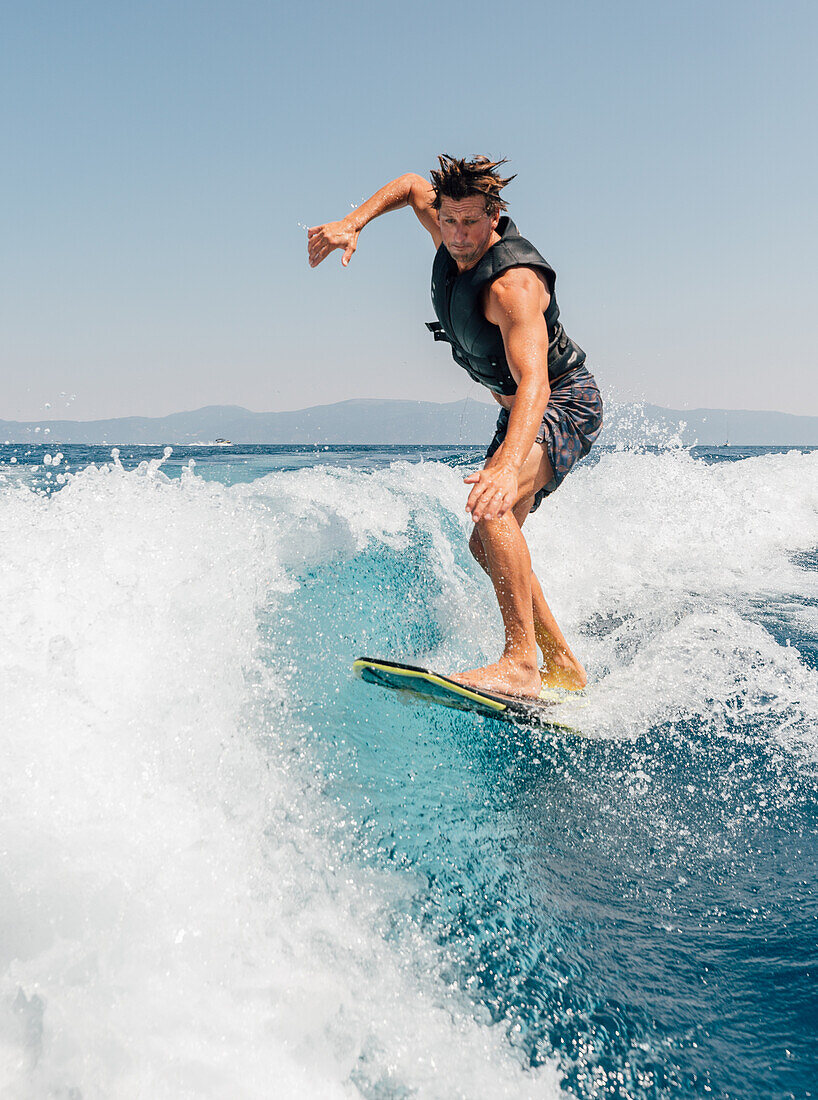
4, 397, 818, 451
4, 393, 818, 425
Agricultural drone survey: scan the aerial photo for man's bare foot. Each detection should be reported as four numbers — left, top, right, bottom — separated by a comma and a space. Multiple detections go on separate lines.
456, 658, 543, 698
540, 652, 587, 692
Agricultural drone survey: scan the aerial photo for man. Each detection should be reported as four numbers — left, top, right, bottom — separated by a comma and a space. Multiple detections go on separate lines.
308, 155, 602, 698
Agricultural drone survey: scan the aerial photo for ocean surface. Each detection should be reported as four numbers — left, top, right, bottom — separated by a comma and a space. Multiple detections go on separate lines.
0, 441, 816, 1099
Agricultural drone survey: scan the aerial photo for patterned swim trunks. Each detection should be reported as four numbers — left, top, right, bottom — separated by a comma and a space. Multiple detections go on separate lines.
486, 365, 603, 512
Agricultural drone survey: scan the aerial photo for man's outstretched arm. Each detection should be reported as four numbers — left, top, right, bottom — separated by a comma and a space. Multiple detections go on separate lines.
308, 173, 440, 267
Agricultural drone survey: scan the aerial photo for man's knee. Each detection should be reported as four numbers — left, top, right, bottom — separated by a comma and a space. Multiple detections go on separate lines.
469, 527, 485, 564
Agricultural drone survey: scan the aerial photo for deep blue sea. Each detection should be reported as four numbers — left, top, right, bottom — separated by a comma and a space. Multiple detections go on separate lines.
1, 441, 816, 1099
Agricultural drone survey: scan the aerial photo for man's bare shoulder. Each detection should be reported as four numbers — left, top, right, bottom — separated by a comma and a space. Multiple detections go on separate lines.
485, 266, 549, 324
405, 175, 442, 246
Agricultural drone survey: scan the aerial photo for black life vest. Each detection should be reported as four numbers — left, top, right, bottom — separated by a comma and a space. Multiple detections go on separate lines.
427, 217, 585, 395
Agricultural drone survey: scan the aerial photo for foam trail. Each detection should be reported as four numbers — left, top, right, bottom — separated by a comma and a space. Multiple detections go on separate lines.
0, 461, 563, 1098
513, 448, 818, 749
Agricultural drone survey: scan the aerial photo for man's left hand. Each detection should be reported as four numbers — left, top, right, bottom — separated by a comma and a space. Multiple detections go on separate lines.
464, 463, 518, 523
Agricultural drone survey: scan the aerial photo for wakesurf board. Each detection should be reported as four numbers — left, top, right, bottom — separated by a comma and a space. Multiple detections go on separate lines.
353, 656, 579, 729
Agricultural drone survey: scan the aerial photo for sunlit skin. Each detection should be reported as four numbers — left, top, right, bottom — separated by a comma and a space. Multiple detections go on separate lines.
308, 173, 587, 696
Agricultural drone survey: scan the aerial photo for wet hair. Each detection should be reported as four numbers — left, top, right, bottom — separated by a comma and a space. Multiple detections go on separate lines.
430, 154, 515, 215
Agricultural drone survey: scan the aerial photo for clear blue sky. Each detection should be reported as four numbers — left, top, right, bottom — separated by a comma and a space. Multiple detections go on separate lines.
2, 0, 816, 421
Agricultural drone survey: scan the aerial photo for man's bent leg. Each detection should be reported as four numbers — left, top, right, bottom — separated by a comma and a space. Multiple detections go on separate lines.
469, 521, 586, 691
528, 571, 587, 690
458, 511, 542, 697
467, 440, 587, 692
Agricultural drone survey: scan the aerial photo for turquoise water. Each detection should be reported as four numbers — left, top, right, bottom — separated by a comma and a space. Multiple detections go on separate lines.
1, 442, 816, 1098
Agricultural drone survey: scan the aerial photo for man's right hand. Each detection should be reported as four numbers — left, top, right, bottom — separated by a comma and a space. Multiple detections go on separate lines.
307, 219, 359, 268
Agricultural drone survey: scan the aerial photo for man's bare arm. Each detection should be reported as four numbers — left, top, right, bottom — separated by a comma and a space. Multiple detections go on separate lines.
308, 174, 440, 267
489, 272, 551, 472
465, 269, 551, 521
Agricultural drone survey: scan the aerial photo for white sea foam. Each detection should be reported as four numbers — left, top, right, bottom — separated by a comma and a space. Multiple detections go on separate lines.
527, 448, 818, 748
0, 459, 564, 1098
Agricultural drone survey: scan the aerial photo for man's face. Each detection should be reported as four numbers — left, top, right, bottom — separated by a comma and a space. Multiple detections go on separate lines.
438, 195, 500, 270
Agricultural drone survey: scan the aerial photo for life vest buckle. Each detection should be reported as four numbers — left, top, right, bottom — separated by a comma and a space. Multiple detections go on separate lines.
426, 321, 452, 344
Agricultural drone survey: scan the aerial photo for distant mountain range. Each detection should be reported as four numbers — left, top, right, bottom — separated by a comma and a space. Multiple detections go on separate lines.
2, 398, 817, 446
